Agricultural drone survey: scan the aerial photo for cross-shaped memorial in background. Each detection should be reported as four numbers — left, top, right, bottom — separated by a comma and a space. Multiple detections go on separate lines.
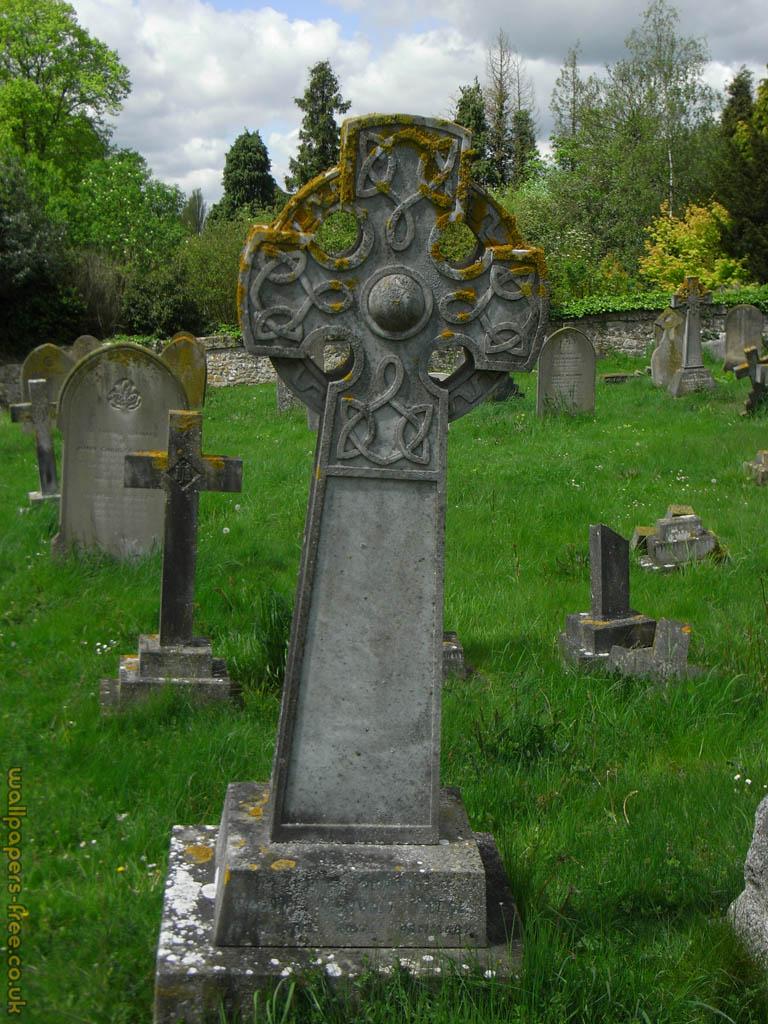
735, 345, 768, 414
100, 409, 243, 711
153, 114, 549, 1021
10, 378, 59, 505
668, 275, 716, 396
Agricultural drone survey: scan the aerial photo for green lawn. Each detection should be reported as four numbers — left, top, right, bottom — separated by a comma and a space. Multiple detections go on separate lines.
3, 353, 768, 1022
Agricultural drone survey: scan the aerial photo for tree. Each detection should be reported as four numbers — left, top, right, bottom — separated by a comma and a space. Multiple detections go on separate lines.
210, 129, 276, 221
638, 200, 750, 289
717, 67, 768, 281
181, 188, 207, 235
285, 61, 350, 192
452, 78, 492, 186
484, 30, 514, 188
0, 0, 130, 179
550, 44, 598, 170
510, 108, 539, 187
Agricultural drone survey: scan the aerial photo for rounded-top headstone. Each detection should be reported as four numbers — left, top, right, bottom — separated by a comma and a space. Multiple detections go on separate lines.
71, 335, 103, 361
161, 332, 207, 409
724, 304, 764, 372
536, 326, 596, 416
20, 343, 75, 404
54, 344, 188, 559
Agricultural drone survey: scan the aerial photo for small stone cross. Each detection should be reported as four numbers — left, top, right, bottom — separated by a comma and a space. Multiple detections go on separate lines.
670, 276, 712, 368
10, 378, 59, 503
124, 410, 242, 646
734, 346, 768, 414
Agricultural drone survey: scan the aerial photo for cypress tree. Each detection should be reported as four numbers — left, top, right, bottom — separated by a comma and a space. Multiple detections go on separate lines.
285, 60, 351, 192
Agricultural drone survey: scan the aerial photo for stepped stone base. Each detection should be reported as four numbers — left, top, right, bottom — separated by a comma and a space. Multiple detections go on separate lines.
100, 634, 240, 712
29, 490, 59, 505
154, 789, 521, 1024
668, 366, 716, 396
559, 611, 656, 667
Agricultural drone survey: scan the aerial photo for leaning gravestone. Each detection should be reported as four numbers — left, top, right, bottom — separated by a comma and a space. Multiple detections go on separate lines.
101, 410, 242, 710
160, 332, 207, 409
650, 307, 685, 387
735, 346, 768, 414
9, 379, 60, 504
559, 524, 656, 668
724, 304, 764, 372
53, 344, 188, 559
668, 276, 716, 396
536, 326, 595, 416
20, 343, 74, 404
153, 113, 549, 1023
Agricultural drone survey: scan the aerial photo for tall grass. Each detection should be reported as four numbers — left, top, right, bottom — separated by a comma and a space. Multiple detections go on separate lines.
3, 352, 768, 1021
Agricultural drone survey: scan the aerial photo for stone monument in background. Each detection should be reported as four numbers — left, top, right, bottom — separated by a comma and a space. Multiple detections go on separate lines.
650, 307, 685, 388
668, 276, 716, 396
536, 325, 596, 415
723, 304, 764, 372
54, 344, 188, 559
20, 342, 74, 405
9, 378, 60, 504
153, 113, 549, 1023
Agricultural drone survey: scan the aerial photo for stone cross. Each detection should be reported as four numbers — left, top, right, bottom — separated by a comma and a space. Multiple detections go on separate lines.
10, 378, 59, 504
734, 346, 768, 413
124, 410, 242, 646
590, 524, 630, 619
238, 114, 548, 845
668, 277, 715, 395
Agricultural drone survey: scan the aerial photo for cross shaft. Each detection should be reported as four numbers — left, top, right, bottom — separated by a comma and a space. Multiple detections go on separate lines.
125, 410, 242, 645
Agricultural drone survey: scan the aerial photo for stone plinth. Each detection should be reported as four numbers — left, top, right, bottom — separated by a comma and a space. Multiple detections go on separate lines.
154, 814, 520, 1024
213, 784, 486, 948
639, 506, 721, 571
100, 635, 240, 712
608, 618, 701, 682
668, 365, 716, 396
560, 611, 656, 666
744, 451, 768, 485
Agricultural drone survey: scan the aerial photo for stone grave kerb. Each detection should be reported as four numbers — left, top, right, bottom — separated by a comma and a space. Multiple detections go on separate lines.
10, 378, 59, 504
238, 113, 549, 845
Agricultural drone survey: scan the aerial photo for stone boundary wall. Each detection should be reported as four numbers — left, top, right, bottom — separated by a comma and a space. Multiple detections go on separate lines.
0, 306, 758, 405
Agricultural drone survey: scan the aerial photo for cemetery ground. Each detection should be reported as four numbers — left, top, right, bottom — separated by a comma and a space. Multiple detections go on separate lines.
4, 354, 768, 1023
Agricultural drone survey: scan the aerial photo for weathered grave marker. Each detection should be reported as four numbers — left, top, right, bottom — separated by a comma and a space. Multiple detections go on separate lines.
71, 335, 103, 361
54, 344, 188, 559
101, 410, 242, 710
744, 450, 768, 484
636, 504, 722, 571
536, 325, 596, 415
609, 618, 701, 682
723, 304, 764, 372
161, 332, 207, 409
730, 797, 768, 968
668, 276, 716, 396
9, 379, 59, 504
20, 342, 74, 404
734, 346, 768, 414
650, 307, 685, 388
559, 524, 656, 667
154, 113, 549, 1021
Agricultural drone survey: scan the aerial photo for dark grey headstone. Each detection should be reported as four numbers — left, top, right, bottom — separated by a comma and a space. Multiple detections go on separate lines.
590, 524, 630, 619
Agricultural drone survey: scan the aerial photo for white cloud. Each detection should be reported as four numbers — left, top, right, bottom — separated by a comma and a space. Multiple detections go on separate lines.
70, 0, 768, 205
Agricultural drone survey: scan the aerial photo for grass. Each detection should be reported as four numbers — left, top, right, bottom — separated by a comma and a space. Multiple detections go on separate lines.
4, 350, 768, 1022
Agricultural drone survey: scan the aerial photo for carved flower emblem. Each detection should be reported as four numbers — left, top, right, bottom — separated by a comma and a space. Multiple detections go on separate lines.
107, 377, 142, 411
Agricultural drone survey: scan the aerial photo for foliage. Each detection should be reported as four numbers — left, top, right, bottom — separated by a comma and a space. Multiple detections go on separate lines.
63, 150, 184, 271
0, 0, 129, 181
210, 129, 276, 222
716, 66, 768, 282
551, 283, 768, 319
550, 44, 597, 171
453, 79, 492, 187
639, 200, 751, 290
510, 108, 539, 187
285, 60, 350, 192
181, 188, 207, 235
484, 30, 514, 188
0, 146, 82, 353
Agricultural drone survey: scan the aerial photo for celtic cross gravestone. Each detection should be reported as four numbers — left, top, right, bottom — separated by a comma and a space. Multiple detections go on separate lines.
154, 114, 548, 1022
10, 378, 59, 504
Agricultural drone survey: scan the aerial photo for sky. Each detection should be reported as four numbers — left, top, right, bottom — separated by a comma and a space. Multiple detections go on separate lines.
71, 0, 768, 205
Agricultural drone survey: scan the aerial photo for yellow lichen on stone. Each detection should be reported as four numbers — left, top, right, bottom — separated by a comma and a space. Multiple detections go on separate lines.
184, 844, 214, 864
270, 859, 297, 872
439, 330, 455, 340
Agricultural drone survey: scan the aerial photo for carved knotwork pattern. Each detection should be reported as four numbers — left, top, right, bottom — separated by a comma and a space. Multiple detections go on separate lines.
239, 116, 547, 451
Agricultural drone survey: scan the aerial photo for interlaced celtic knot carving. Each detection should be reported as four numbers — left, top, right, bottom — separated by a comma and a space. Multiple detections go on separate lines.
238, 114, 548, 467
337, 355, 432, 466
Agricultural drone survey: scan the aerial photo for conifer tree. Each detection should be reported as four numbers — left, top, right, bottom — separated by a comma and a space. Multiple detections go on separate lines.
285, 60, 350, 192
210, 129, 276, 221
453, 78, 492, 186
